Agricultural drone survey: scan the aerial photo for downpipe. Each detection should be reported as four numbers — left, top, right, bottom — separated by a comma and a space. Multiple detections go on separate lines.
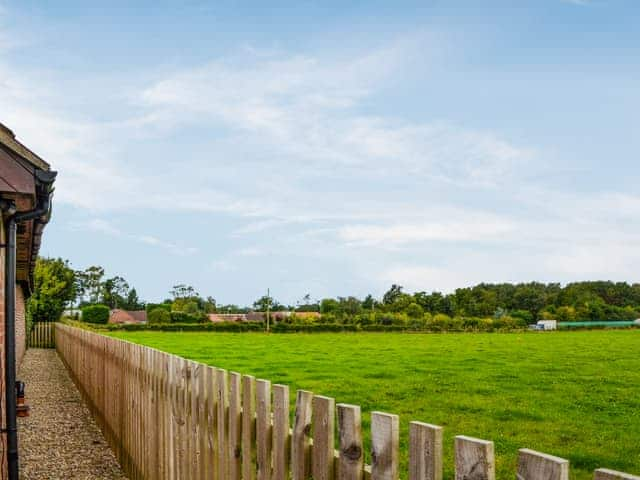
1, 169, 56, 480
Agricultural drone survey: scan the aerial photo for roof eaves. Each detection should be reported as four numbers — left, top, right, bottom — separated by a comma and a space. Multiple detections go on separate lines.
0, 123, 50, 171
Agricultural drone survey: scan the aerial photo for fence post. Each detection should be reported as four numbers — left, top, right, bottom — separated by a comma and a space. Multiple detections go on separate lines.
409, 422, 443, 480
217, 368, 228, 480
594, 469, 640, 480
256, 379, 272, 480
242, 375, 257, 480
337, 403, 363, 480
313, 395, 336, 480
229, 372, 242, 480
455, 436, 495, 480
371, 412, 399, 480
292, 390, 313, 480
517, 449, 569, 480
272, 384, 290, 480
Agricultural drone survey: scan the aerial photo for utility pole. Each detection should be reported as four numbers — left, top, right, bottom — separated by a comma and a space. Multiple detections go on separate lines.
266, 288, 271, 333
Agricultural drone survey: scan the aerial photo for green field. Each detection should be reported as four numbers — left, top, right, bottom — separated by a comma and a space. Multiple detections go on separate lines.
108, 330, 640, 479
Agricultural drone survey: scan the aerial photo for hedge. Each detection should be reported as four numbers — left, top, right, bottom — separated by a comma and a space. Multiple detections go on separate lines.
104, 321, 265, 332
81, 304, 110, 324
170, 311, 208, 324
148, 309, 171, 324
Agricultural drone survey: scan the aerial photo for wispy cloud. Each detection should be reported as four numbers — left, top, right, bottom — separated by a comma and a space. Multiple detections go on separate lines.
78, 219, 198, 256
139, 45, 532, 189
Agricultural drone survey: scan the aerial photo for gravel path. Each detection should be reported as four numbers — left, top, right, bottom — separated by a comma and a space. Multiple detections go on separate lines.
18, 348, 127, 480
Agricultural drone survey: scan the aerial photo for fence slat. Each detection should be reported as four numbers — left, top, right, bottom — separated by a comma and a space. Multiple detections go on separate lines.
371, 412, 399, 480
455, 436, 495, 480
292, 390, 313, 480
229, 372, 242, 480
594, 469, 640, 480
29, 322, 55, 348
206, 366, 217, 480
257, 379, 272, 480
409, 422, 443, 480
217, 369, 228, 480
313, 395, 336, 480
517, 449, 568, 480
243, 375, 257, 480
273, 384, 290, 480
337, 403, 363, 480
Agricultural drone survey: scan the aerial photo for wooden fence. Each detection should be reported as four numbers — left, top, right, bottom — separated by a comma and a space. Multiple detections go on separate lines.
55, 324, 638, 480
29, 322, 55, 348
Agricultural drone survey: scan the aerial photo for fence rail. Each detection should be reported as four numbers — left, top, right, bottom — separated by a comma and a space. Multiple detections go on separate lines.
30, 322, 55, 348
55, 324, 638, 480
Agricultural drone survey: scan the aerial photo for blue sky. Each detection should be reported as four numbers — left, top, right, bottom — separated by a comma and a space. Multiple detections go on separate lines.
1, 0, 639, 305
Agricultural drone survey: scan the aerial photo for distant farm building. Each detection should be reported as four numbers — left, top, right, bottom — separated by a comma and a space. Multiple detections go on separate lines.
109, 309, 147, 324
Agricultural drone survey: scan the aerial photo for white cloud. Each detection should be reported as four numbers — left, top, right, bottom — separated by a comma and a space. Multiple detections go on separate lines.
139, 47, 532, 188
79, 219, 198, 256
339, 216, 515, 247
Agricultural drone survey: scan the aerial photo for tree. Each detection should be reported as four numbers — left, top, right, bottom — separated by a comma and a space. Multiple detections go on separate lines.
102, 275, 130, 309
320, 298, 340, 314
382, 284, 404, 305
121, 288, 144, 310
28, 257, 77, 325
253, 295, 283, 312
76, 265, 105, 305
171, 284, 198, 300
362, 294, 376, 311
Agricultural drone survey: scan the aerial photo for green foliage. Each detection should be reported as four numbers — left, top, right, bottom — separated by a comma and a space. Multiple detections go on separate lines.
169, 311, 208, 324
147, 308, 171, 324
27, 257, 77, 332
81, 304, 110, 324
146, 303, 171, 315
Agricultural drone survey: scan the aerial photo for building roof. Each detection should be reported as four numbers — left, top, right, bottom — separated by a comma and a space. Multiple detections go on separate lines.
109, 310, 147, 324
0, 122, 54, 291
0, 123, 49, 171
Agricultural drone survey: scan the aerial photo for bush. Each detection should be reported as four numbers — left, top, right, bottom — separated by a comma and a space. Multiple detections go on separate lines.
146, 303, 171, 315
81, 304, 110, 324
148, 308, 171, 324
170, 311, 208, 324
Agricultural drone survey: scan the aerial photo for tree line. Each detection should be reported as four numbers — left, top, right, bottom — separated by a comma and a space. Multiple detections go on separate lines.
28, 257, 640, 326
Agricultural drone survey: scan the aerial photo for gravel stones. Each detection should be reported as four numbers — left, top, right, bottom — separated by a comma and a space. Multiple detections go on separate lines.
18, 348, 127, 479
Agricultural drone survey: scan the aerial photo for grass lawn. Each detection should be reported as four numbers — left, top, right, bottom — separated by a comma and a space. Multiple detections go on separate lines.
107, 329, 640, 479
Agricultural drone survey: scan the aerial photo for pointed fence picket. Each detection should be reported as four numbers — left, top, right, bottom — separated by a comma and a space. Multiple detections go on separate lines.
29, 321, 55, 348
54, 323, 639, 480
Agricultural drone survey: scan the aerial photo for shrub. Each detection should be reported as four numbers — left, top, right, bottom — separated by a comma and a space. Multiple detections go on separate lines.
148, 308, 171, 324
170, 311, 208, 324
406, 302, 424, 319
146, 303, 171, 315
81, 304, 110, 324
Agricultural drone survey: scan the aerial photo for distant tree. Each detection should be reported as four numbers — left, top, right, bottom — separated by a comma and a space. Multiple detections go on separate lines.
362, 294, 376, 311
102, 275, 130, 309
406, 302, 424, 319
121, 288, 144, 310
28, 257, 77, 324
253, 294, 283, 312
320, 298, 340, 314
76, 265, 105, 305
338, 296, 362, 316
171, 284, 198, 300
382, 284, 404, 305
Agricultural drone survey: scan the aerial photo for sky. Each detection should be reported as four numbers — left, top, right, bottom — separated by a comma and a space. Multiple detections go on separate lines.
1, 0, 639, 305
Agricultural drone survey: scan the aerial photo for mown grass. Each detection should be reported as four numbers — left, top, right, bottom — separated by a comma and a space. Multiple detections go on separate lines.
107, 329, 640, 480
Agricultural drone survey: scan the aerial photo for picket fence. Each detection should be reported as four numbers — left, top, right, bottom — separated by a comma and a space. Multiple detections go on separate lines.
54, 324, 637, 480
29, 322, 55, 348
